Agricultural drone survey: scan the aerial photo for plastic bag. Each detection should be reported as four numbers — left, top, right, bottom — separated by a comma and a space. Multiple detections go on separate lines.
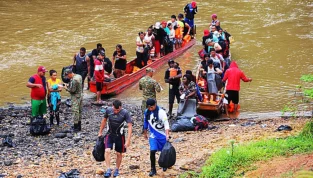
92, 136, 105, 162
30, 116, 51, 136
158, 142, 176, 168
2, 136, 15, 147
59, 169, 80, 178
171, 117, 195, 132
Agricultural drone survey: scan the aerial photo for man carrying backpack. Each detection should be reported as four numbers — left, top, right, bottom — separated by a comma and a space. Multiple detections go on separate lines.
98, 100, 133, 178
143, 98, 170, 177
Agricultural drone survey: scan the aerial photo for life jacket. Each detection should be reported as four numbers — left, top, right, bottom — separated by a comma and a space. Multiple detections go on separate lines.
31, 74, 46, 100
169, 68, 178, 77
175, 28, 182, 39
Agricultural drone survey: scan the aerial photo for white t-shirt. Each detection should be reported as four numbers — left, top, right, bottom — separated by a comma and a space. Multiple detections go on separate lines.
146, 109, 169, 138
144, 33, 154, 47
169, 29, 175, 39
136, 36, 144, 53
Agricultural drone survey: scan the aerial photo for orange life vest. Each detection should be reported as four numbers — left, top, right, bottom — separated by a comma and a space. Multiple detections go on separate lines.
169, 68, 178, 77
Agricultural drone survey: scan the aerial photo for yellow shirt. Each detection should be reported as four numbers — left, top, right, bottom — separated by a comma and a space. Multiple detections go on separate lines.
47, 78, 61, 94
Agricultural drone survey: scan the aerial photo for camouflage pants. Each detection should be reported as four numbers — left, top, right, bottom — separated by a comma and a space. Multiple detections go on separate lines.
71, 96, 82, 124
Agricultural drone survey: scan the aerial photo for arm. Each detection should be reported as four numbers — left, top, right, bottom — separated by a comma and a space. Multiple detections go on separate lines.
154, 81, 161, 92
216, 21, 220, 27
86, 56, 90, 78
143, 111, 149, 139
139, 80, 143, 90
98, 118, 107, 136
222, 71, 229, 82
26, 77, 41, 88
125, 123, 132, 148
164, 70, 170, 83
73, 54, 76, 65
185, 23, 191, 34
66, 79, 77, 93
162, 111, 170, 140
136, 38, 145, 47
241, 72, 252, 82
112, 55, 115, 69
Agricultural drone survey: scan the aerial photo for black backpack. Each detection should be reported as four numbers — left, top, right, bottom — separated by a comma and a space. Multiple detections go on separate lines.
30, 116, 51, 136
61, 65, 74, 83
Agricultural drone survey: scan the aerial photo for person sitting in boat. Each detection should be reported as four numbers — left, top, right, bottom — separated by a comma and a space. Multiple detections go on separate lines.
218, 28, 226, 41
161, 21, 171, 55
210, 14, 220, 31
100, 48, 113, 77
179, 74, 197, 100
144, 27, 155, 61
186, 70, 196, 83
202, 29, 213, 54
136, 32, 147, 68
112, 44, 127, 78
210, 49, 225, 72
206, 59, 222, 102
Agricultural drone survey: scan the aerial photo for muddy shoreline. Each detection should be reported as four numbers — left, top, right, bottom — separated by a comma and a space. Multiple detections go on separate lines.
0, 96, 311, 177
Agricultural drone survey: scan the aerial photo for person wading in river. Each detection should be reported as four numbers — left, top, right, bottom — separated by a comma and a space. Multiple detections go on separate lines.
98, 100, 133, 178
222, 61, 252, 119
164, 59, 182, 117
26, 66, 48, 120
64, 69, 83, 132
73, 47, 90, 90
143, 98, 170, 176
139, 67, 162, 122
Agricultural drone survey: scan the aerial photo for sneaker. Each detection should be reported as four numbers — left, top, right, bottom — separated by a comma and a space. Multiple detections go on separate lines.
148, 169, 156, 177
104, 168, 112, 178
113, 168, 119, 177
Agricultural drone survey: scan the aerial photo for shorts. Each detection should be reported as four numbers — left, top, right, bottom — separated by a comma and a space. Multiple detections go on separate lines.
226, 90, 239, 104
149, 137, 166, 151
105, 134, 126, 153
184, 18, 194, 28
96, 82, 103, 92
155, 40, 161, 53
31, 99, 47, 117
169, 85, 180, 104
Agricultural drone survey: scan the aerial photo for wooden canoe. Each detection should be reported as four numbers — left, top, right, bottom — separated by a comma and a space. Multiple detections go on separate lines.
89, 39, 196, 95
195, 50, 227, 115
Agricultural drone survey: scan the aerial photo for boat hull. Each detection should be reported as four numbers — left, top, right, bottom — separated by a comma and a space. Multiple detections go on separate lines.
89, 39, 196, 95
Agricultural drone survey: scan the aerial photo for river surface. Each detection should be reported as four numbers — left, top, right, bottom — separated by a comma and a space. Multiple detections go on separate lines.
0, 0, 312, 112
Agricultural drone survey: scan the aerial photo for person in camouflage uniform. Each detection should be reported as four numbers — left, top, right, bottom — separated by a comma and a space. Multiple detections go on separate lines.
64, 69, 83, 132
139, 67, 161, 114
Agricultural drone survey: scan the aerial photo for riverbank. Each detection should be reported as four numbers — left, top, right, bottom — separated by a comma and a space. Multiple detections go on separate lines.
0, 97, 311, 177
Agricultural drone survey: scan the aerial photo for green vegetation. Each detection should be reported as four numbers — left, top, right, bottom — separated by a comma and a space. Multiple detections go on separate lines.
179, 120, 313, 178
281, 74, 313, 116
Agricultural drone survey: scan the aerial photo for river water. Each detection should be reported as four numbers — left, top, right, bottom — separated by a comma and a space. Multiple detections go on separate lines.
0, 0, 312, 113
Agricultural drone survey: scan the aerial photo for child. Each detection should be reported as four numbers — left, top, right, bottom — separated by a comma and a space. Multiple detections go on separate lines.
47, 70, 62, 126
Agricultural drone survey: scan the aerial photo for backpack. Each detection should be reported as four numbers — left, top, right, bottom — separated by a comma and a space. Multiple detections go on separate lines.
191, 115, 209, 131
61, 65, 74, 83
30, 116, 51, 136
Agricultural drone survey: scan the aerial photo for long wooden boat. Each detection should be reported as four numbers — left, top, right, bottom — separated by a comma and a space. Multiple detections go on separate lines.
89, 39, 196, 95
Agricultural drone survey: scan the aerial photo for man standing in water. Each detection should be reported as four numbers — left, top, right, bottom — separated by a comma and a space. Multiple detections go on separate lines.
143, 98, 170, 176
222, 61, 252, 119
139, 67, 162, 119
73, 47, 90, 90
98, 100, 133, 178
164, 59, 182, 117
64, 69, 83, 132
26, 66, 48, 119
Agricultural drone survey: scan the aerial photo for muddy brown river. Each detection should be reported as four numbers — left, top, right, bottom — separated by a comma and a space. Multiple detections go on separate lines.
0, 0, 312, 112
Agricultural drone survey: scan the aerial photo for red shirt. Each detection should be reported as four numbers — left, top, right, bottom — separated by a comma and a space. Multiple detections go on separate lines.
222, 61, 249, 91
94, 59, 104, 82
29, 74, 46, 100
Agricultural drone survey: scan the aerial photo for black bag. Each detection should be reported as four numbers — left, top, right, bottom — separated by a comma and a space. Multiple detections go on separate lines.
59, 169, 80, 178
61, 65, 75, 83
215, 74, 223, 91
92, 136, 105, 162
158, 142, 176, 168
30, 116, 51, 136
171, 117, 195, 132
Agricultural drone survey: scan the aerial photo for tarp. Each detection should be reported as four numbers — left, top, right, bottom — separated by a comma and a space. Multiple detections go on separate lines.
177, 99, 197, 118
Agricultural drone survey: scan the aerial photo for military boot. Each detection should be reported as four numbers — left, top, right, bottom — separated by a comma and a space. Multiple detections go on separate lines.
78, 121, 81, 131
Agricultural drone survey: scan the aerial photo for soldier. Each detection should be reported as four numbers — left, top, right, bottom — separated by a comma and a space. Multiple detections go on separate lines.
64, 69, 83, 132
139, 67, 162, 115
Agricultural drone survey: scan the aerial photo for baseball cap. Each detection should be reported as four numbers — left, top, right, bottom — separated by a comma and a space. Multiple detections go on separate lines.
146, 98, 156, 107
155, 22, 161, 29
212, 14, 217, 18
204, 29, 209, 36
146, 67, 155, 73
168, 59, 174, 64
38, 66, 48, 73
161, 21, 167, 25
64, 68, 73, 75
191, 1, 197, 8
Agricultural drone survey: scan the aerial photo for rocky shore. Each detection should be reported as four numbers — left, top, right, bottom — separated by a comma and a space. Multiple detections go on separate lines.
0, 98, 310, 177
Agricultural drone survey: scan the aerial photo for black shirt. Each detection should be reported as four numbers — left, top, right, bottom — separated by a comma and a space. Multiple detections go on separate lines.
104, 107, 132, 135
184, 3, 197, 20
103, 57, 113, 74
153, 28, 166, 44
164, 67, 182, 86
113, 49, 127, 70
181, 20, 189, 36
201, 60, 207, 72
